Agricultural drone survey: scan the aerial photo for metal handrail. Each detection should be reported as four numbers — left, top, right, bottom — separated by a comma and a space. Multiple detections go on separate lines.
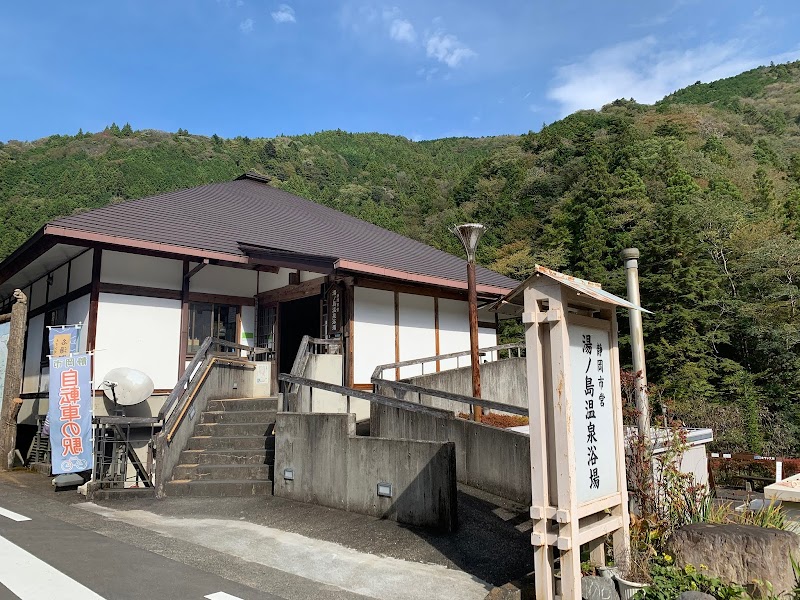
372, 378, 528, 417
159, 336, 269, 421
370, 342, 525, 381
278, 373, 453, 419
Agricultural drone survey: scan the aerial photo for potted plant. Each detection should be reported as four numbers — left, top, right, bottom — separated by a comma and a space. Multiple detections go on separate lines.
613, 549, 651, 600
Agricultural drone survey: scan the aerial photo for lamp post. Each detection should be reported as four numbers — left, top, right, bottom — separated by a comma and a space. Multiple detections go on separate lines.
452, 223, 485, 422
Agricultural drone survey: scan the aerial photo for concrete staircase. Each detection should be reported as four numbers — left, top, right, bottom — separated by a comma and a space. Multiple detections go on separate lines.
165, 396, 277, 497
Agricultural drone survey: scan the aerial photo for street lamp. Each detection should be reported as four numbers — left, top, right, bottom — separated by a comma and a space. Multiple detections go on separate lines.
452, 223, 485, 422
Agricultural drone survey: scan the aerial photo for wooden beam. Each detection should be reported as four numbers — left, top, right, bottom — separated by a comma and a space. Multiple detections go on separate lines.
355, 276, 470, 302
27, 283, 92, 319
178, 260, 190, 378
99, 282, 182, 301
186, 291, 255, 307
345, 281, 355, 387
86, 249, 102, 356
394, 290, 400, 381
185, 260, 208, 280
257, 277, 325, 304
434, 296, 440, 373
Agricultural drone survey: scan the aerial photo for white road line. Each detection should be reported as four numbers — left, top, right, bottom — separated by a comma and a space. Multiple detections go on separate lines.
0, 534, 106, 599
205, 593, 244, 600
0, 507, 30, 522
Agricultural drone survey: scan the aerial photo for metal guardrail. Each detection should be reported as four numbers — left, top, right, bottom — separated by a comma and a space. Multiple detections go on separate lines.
278, 373, 453, 420
370, 342, 525, 381
372, 378, 528, 417
370, 342, 527, 418
282, 336, 342, 409
159, 337, 270, 423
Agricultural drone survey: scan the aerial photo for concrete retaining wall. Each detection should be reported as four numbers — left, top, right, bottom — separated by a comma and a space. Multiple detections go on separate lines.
405, 357, 527, 413
370, 404, 531, 505
155, 359, 257, 498
274, 412, 458, 530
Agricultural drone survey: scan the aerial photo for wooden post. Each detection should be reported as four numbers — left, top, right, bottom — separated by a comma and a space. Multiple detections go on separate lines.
0, 289, 28, 470
466, 260, 482, 421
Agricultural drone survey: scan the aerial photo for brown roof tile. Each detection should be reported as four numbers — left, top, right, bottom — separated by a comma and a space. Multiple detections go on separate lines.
48, 175, 518, 292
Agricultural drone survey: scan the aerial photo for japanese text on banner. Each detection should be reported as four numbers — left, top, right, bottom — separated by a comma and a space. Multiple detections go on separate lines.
48, 353, 92, 474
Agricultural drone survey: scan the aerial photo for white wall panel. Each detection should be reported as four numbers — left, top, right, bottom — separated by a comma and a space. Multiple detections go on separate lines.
49, 262, 69, 301
353, 287, 396, 384
102, 251, 183, 290
478, 327, 498, 363
189, 264, 257, 297
438, 298, 471, 371
22, 314, 44, 394
94, 293, 182, 390
69, 250, 93, 292
398, 293, 436, 379
240, 305, 255, 355
66, 294, 91, 353
30, 278, 47, 311
258, 269, 291, 293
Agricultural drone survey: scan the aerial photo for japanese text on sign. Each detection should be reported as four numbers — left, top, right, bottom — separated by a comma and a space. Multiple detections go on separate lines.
569, 325, 619, 504
48, 353, 92, 474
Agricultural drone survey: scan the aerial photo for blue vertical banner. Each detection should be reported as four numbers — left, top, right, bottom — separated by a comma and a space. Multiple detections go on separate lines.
48, 325, 81, 357
48, 354, 92, 474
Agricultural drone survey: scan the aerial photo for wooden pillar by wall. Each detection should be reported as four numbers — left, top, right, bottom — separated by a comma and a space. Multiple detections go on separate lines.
394, 291, 400, 381
344, 283, 355, 387
434, 296, 440, 372
178, 260, 190, 378
86, 249, 102, 380
0, 289, 28, 470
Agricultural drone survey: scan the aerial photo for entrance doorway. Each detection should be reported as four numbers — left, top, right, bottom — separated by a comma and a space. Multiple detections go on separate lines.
278, 294, 321, 375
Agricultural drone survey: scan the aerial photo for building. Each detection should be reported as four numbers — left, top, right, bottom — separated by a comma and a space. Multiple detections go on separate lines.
0, 173, 517, 429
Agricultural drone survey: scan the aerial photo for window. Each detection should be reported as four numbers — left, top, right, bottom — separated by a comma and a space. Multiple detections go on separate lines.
40, 304, 68, 366
187, 302, 239, 354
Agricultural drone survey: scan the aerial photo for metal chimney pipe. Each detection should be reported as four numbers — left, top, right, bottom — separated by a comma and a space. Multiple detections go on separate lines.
620, 248, 650, 437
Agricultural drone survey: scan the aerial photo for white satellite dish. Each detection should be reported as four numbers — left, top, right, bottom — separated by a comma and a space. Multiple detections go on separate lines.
100, 367, 154, 407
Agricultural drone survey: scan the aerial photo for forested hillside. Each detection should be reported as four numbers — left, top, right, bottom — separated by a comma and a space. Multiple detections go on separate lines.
3, 61, 800, 454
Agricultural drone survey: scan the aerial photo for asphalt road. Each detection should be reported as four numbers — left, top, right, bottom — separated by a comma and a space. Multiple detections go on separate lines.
0, 488, 273, 600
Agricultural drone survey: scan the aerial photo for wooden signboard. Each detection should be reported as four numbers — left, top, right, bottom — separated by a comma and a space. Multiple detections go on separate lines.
327, 284, 343, 336
520, 267, 632, 600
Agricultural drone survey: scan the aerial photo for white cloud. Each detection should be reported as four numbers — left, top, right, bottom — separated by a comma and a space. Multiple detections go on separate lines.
425, 32, 476, 68
547, 36, 800, 116
271, 4, 296, 24
389, 19, 416, 44
239, 18, 254, 33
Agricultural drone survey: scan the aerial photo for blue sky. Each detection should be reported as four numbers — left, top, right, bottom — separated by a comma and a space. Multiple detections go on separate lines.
1, 1, 799, 142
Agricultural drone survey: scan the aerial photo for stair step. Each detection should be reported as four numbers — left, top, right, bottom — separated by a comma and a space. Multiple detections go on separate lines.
193, 422, 274, 437
179, 449, 272, 465
165, 479, 272, 497
206, 397, 277, 412
200, 410, 277, 424
172, 463, 271, 481
187, 436, 269, 450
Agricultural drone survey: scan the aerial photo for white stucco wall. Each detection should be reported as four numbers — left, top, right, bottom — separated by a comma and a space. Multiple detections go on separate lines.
29, 277, 47, 311
240, 305, 255, 355
101, 251, 183, 290
188, 264, 257, 296
69, 249, 94, 292
94, 293, 182, 390
438, 298, 471, 371
50, 262, 69, 300
22, 314, 44, 395
65, 295, 91, 353
398, 293, 436, 379
353, 287, 396, 384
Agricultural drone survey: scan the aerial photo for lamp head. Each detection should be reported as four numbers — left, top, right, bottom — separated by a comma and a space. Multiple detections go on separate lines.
451, 223, 485, 263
